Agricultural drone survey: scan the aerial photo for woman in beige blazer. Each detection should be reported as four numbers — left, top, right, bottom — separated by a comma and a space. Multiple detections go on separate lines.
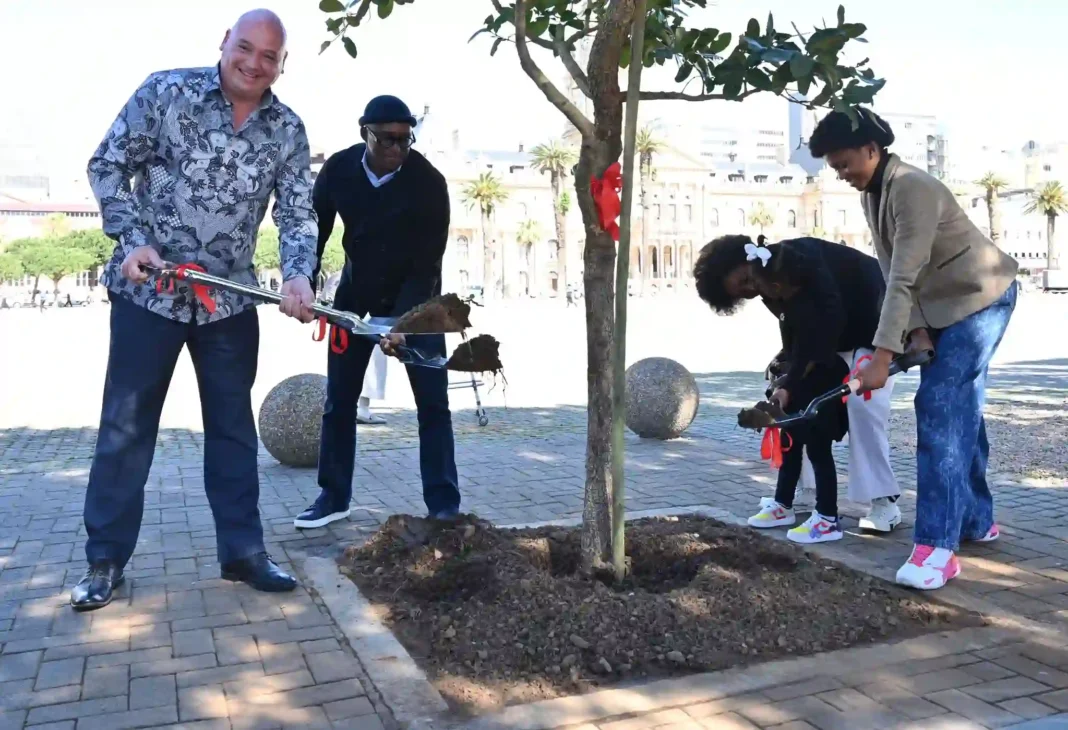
808, 108, 1019, 591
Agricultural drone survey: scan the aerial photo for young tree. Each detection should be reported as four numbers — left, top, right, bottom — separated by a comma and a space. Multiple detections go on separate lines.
1024, 181, 1068, 271
530, 140, 579, 293
516, 218, 544, 294
0, 252, 23, 283
977, 172, 1008, 244
66, 230, 116, 279
636, 126, 663, 294
318, 0, 884, 574
5, 238, 48, 294
748, 201, 775, 235
10, 237, 93, 298
461, 172, 509, 299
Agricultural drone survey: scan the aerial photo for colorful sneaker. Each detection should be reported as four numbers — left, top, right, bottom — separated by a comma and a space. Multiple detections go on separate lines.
895, 545, 960, 590
975, 524, 1000, 543
787, 513, 843, 544
858, 497, 902, 533
748, 500, 795, 529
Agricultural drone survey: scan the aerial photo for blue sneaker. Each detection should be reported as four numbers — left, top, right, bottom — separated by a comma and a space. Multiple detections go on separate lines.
294, 496, 350, 529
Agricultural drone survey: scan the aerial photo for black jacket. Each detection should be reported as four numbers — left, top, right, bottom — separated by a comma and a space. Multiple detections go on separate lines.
763, 237, 886, 394
311, 144, 450, 318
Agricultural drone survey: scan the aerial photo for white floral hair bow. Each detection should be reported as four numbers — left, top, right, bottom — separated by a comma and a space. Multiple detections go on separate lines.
744, 242, 772, 267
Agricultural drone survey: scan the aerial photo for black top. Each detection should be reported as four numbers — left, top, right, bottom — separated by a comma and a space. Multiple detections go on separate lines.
311, 144, 450, 318
761, 237, 886, 396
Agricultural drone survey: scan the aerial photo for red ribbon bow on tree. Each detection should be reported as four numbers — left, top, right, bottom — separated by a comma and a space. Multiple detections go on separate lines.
590, 161, 622, 241
155, 263, 217, 314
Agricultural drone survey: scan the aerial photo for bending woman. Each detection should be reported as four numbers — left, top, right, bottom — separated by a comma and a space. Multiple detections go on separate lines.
694, 233, 902, 532
808, 108, 1019, 590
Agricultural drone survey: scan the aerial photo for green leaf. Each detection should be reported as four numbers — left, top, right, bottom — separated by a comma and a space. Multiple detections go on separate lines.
490, 37, 504, 56
746, 18, 760, 37
342, 36, 358, 58
761, 48, 795, 64
765, 12, 775, 36
318, 0, 345, 11
319, 40, 331, 54
841, 23, 867, 38
675, 62, 694, 82
837, 5, 845, 24
744, 68, 772, 90
707, 32, 732, 54
797, 74, 812, 96
789, 54, 815, 79
529, 16, 550, 37
377, 0, 394, 19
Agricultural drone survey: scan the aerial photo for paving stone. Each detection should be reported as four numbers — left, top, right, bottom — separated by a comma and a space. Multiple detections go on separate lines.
962, 677, 1053, 703
0, 649, 41, 682
322, 696, 376, 721
305, 651, 361, 684
172, 629, 215, 658
178, 684, 228, 721
81, 664, 129, 700
175, 660, 264, 688
215, 635, 261, 666
25, 695, 128, 725
998, 697, 1061, 720
963, 661, 1020, 682
34, 657, 84, 690
130, 674, 177, 709
77, 704, 180, 730
130, 654, 217, 679
926, 688, 1025, 727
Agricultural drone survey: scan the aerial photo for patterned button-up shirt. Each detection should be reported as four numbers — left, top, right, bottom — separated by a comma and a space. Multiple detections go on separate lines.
88, 65, 318, 324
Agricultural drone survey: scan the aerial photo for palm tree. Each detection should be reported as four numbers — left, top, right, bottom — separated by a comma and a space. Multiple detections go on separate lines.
530, 139, 578, 295
748, 202, 775, 235
516, 219, 543, 296
461, 172, 509, 299
636, 127, 663, 293
1024, 181, 1068, 271
977, 172, 1009, 245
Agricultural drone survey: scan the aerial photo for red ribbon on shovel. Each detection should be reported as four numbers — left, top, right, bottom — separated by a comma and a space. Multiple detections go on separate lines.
842, 354, 873, 403
155, 263, 217, 314
312, 316, 349, 355
590, 161, 622, 241
760, 427, 793, 470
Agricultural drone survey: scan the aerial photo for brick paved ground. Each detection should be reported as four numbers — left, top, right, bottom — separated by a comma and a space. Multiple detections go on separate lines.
0, 299, 1065, 729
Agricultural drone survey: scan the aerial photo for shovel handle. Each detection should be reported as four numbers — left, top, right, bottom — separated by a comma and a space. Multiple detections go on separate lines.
841, 347, 935, 397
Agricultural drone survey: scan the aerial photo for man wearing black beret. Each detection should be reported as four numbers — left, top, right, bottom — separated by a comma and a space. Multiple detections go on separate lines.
294, 95, 461, 529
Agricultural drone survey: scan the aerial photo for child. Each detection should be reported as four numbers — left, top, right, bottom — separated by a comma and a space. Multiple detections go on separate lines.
695, 236, 856, 543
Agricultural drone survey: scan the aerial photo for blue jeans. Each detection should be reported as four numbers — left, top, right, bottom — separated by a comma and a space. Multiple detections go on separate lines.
316, 334, 460, 515
913, 281, 1018, 551
84, 293, 265, 569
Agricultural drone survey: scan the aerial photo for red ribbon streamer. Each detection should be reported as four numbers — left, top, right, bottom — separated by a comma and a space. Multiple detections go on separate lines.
842, 354, 873, 403
155, 263, 217, 314
590, 161, 622, 241
312, 316, 349, 354
760, 427, 793, 470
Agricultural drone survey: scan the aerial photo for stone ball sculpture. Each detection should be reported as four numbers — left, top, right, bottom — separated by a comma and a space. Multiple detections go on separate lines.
624, 357, 700, 440
258, 373, 327, 467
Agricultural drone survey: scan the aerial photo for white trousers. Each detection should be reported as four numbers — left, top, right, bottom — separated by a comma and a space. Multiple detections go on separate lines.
360, 339, 389, 401
799, 347, 901, 504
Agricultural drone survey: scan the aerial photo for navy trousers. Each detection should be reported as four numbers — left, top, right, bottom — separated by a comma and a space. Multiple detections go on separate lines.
83, 293, 265, 570
316, 333, 460, 515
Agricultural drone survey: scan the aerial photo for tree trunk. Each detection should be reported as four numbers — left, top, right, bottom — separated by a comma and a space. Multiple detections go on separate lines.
1049, 214, 1058, 270
987, 191, 1002, 245
550, 170, 567, 297
639, 154, 651, 294
571, 0, 633, 574
481, 213, 494, 300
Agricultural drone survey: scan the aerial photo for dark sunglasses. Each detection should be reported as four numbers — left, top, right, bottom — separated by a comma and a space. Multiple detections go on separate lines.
366, 128, 416, 150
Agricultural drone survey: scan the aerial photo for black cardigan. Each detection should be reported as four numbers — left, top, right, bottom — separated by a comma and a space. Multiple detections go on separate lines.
310, 144, 450, 318
762, 237, 886, 396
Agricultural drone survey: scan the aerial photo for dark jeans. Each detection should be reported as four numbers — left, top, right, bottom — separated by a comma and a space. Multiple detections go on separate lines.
83, 293, 265, 570
316, 333, 459, 515
774, 434, 838, 518
913, 281, 1018, 551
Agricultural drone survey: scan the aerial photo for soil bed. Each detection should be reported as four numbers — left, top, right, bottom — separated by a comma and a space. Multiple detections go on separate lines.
341, 514, 985, 716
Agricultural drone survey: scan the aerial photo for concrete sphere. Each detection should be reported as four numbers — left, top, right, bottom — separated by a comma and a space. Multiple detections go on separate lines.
624, 357, 700, 440
258, 373, 327, 467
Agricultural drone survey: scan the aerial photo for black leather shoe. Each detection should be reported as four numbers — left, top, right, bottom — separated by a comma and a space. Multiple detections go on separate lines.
221, 552, 297, 592
70, 562, 125, 611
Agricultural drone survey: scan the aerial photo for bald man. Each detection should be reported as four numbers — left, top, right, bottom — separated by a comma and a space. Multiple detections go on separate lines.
77, 9, 316, 611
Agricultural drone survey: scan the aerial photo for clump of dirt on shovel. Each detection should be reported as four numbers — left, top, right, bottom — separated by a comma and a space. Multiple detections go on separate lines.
392, 294, 473, 334
446, 335, 505, 376
737, 400, 788, 431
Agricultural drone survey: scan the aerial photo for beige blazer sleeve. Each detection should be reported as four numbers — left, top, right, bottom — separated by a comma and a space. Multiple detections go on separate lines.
872, 179, 941, 353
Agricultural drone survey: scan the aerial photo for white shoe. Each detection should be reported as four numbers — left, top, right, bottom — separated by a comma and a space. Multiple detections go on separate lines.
896, 545, 960, 590
787, 512, 844, 544
357, 409, 387, 425
748, 500, 795, 529
793, 487, 816, 510
859, 497, 902, 532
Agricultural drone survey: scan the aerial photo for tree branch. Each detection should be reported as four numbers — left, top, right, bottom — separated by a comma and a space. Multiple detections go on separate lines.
351, 0, 372, 24
488, 0, 553, 49
514, 0, 594, 139
555, 25, 590, 98
634, 88, 760, 102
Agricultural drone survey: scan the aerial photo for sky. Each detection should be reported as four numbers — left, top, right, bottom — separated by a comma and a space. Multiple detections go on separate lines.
1, 0, 1065, 186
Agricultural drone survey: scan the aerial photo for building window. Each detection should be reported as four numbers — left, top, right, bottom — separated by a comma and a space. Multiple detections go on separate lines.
738, 208, 745, 228
787, 210, 796, 228
668, 205, 677, 222
709, 208, 719, 227
838, 210, 847, 227
653, 204, 661, 220
457, 235, 470, 260
684, 204, 692, 222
